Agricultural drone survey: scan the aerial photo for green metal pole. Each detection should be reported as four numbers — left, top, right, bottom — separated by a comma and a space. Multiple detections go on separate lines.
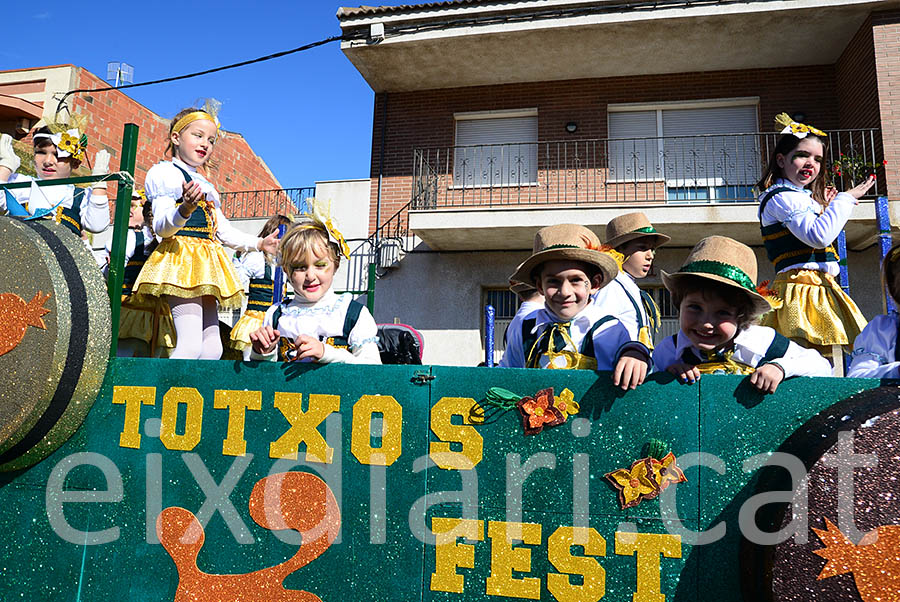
106, 123, 139, 360
367, 262, 376, 314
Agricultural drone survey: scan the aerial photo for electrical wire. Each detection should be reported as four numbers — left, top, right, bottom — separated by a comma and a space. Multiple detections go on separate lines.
55, 34, 351, 117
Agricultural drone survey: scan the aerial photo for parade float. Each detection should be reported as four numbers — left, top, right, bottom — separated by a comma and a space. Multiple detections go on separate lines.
0, 125, 898, 601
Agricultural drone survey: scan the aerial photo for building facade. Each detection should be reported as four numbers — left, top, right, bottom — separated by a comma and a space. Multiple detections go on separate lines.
338, 0, 900, 366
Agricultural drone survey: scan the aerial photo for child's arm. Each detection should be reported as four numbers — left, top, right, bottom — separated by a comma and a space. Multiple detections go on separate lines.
847, 315, 900, 378
499, 314, 526, 368
214, 206, 266, 253
318, 305, 382, 365
146, 165, 191, 239
592, 318, 651, 390
762, 337, 831, 379
80, 150, 111, 233
765, 182, 871, 249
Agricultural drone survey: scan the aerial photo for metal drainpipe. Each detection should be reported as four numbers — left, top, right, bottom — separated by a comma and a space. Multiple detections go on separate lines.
375, 92, 388, 252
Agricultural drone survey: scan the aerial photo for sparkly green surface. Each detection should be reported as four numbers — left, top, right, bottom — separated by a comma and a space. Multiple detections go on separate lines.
0, 218, 110, 472
0, 359, 885, 600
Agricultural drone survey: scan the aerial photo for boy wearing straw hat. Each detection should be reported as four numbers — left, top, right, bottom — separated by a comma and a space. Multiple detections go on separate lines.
501, 224, 652, 390
595, 212, 670, 349
653, 236, 830, 393
848, 242, 900, 377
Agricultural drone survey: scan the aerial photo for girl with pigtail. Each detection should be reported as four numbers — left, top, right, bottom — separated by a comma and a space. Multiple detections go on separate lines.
134, 103, 279, 359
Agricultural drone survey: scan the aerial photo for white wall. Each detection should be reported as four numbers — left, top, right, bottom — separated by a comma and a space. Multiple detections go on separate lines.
315, 179, 371, 295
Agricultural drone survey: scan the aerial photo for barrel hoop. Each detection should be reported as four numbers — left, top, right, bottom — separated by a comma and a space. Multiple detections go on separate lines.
0, 222, 88, 465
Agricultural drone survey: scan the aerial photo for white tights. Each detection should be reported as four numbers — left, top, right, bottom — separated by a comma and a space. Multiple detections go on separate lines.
167, 295, 222, 360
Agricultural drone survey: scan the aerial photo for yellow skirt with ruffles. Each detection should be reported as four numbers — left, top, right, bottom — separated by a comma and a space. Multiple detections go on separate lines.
228, 309, 266, 351
133, 236, 244, 309
759, 269, 867, 351
119, 294, 177, 350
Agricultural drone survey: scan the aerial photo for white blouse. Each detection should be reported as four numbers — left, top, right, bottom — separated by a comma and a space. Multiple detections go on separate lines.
145, 158, 259, 252
848, 314, 900, 378
593, 271, 646, 341
653, 324, 831, 378
2, 173, 109, 233
250, 290, 381, 364
759, 178, 856, 276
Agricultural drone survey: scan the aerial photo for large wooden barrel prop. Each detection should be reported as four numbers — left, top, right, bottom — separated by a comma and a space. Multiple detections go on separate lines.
0, 217, 110, 471
741, 386, 900, 601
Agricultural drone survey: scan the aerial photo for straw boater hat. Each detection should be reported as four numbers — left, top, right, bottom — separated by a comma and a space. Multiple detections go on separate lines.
661, 235, 772, 317
605, 212, 671, 249
510, 224, 617, 289
508, 278, 537, 296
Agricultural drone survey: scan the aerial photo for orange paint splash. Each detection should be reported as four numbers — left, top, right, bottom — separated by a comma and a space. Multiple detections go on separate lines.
157, 471, 340, 601
0, 292, 51, 356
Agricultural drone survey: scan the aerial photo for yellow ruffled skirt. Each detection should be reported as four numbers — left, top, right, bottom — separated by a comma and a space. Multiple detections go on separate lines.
759, 269, 867, 352
133, 236, 244, 309
228, 309, 266, 351
119, 294, 176, 350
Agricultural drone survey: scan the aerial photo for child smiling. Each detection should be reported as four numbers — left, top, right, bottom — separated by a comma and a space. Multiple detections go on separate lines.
501, 224, 651, 389
653, 236, 830, 393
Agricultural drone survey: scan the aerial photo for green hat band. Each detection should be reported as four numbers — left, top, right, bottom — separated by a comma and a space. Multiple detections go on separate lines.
678, 260, 755, 291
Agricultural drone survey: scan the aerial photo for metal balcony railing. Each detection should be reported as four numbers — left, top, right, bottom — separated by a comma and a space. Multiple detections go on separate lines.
220, 186, 315, 219
412, 129, 882, 209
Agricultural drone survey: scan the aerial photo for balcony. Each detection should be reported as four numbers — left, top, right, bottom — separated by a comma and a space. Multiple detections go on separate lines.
409, 129, 887, 250
220, 187, 315, 220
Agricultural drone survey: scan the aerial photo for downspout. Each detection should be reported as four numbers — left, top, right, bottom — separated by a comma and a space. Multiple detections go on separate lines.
375, 92, 388, 250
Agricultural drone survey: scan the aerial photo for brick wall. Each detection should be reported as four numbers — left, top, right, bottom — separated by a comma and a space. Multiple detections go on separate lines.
67, 68, 281, 216
873, 10, 900, 200
367, 65, 840, 234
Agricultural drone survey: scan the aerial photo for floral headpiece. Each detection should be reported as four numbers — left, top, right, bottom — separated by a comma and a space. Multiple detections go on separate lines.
598, 244, 625, 272
297, 198, 350, 259
33, 128, 87, 162
775, 112, 827, 139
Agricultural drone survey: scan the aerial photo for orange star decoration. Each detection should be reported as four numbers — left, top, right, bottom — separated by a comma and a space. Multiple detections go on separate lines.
813, 517, 900, 601
606, 452, 688, 510
0, 291, 51, 356
553, 388, 580, 419
516, 387, 565, 435
605, 459, 660, 509
648, 452, 687, 492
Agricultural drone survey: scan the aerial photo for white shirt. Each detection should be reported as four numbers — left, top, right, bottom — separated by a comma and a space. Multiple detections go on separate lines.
759, 178, 856, 276
2, 173, 109, 233
145, 158, 259, 252
102, 226, 155, 277
653, 324, 831, 378
250, 290, 381, 364
500, 303, 647, 371
593, 272, 645, 340
848, 314, 900, 378
499, 300, 544, 367
232, 250, 267, 286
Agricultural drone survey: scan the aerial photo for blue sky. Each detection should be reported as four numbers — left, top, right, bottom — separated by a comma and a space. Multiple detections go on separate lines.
3, 2, 411, 189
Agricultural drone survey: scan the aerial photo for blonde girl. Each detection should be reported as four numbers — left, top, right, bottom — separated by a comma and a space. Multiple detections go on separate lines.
134, 106, 279, 359
250, 213, 381, 364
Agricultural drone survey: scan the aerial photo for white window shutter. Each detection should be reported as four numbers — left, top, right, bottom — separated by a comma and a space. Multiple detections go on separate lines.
454, 116, 538, 187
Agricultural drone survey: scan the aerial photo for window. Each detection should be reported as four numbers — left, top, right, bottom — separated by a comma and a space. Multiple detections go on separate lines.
454, 110, 538, 187
641, 285, 680, 344
608, 101, 760, 202
483, 287, 520, 361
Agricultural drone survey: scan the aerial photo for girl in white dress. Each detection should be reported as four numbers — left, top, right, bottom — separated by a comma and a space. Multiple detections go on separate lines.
848, 243, 900, 378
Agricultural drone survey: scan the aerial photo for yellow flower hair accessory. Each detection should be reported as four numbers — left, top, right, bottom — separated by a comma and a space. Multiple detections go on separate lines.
33, 127, 87, 161
756, 280, 783, 310
775, 112, 827, 139
301, 197, 351, 260
598, 244, 625, 271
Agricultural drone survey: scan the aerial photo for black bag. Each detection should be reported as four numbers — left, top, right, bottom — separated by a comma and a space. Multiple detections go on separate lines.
377, 323, 423, 365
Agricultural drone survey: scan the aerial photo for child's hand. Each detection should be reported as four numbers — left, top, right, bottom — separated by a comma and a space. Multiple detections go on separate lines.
846, 174, 876, 199
179, 181, 203, 218
91, 150, 110, 190
0, 133, 21, 176
667, 362, 701, 384
258, 230, 280, 255
613, 349, 649, 390
749, 363, 785, 394
250, 325, 280, 354
824, 186, 838, 204
294, 335, 325, 362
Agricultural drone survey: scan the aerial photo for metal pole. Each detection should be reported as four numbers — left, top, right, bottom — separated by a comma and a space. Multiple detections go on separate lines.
836, 230, 850, 294
107, 123, 139, 360
485, 304, 495, 367
272, 223, 288, 305
876, 195, 895, 313
367, 262, 376, 314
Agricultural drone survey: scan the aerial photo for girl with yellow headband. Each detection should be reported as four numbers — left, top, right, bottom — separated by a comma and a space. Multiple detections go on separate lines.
249, 209, 381, 364
133, 105, 279, 359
